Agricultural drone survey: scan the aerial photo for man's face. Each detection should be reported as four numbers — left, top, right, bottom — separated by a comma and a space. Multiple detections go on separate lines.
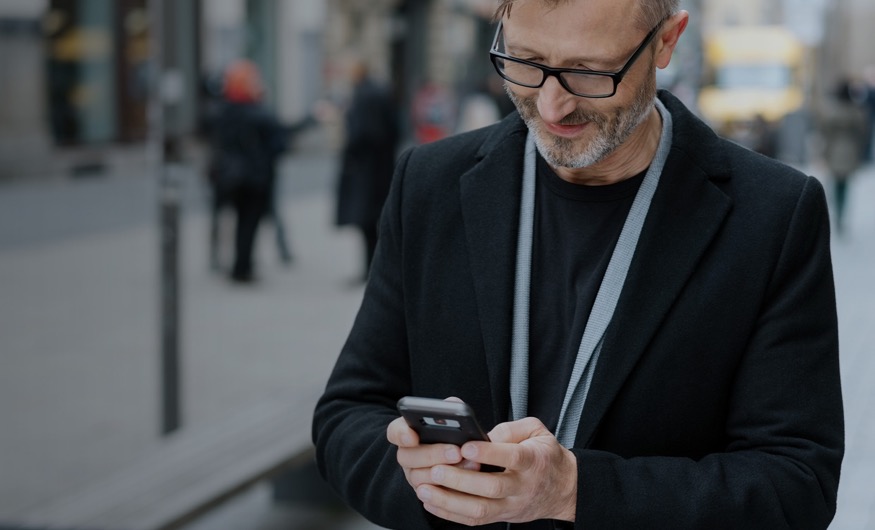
501, 0, 658, 169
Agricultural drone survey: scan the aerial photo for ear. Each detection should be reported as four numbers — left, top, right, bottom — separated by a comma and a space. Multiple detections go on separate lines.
654, 11, 689, 69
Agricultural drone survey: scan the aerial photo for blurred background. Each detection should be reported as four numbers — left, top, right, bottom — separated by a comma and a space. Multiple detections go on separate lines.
1, 0, 874, 529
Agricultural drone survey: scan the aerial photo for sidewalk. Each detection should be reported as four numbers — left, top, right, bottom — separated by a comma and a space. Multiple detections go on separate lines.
823, 162, 875, 530
0, 158, 374, 524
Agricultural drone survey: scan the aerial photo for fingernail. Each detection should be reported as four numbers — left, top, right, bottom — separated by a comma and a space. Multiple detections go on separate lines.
417, 486, 432, 501
462, 460, 479, 471
401, 434, 414, 446
445, 446, 459, 461
461, 444, 477, 459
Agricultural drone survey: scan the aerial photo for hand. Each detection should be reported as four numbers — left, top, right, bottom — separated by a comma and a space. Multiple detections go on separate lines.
412, 417, 577, 525
386, 404, 477, 491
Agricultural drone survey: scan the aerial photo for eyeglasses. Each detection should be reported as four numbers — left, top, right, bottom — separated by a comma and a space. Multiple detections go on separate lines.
489, 19, 663, 98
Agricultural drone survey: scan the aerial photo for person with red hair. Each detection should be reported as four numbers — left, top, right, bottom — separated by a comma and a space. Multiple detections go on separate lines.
223, 59, 264, 104
206, 60, 302, 282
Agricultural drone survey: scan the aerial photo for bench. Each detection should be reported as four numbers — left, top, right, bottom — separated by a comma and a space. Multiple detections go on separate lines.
13, 399, 315, 530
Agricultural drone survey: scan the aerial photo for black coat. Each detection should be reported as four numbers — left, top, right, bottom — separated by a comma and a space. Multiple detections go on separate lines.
313, 91, 843, 529
207, 101, 287, 196
335, 78, 399, 230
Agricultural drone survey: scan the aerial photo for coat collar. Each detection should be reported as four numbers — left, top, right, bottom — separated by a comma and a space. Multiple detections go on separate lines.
459, 91, 733, 436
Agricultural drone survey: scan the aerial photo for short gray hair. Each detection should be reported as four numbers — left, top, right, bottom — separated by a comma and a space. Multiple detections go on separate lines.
493, 0, 680, 32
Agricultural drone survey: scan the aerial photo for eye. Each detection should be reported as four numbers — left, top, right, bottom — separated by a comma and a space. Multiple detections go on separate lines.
518, 55, 543, 64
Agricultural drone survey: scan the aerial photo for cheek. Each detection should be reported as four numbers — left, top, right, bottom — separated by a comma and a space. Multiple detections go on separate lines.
507, 83, 536, 103
508, 88, 539, 116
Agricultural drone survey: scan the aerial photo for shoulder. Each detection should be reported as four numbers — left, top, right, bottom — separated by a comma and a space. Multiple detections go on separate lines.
399, 112, 525, 175
660, 90, 814, 206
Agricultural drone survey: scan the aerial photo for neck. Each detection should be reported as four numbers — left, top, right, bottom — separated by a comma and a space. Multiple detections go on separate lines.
552, 106, 663, 186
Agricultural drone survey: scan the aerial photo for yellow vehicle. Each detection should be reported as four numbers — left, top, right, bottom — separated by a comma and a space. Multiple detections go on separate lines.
698, 26, 805, 145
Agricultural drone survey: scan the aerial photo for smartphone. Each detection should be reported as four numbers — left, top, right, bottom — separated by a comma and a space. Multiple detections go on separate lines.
396, 396, 491, 445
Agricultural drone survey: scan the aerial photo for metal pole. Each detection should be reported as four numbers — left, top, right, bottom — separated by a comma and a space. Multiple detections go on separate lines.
150, 0, 182, 436
159, 152, 182, 436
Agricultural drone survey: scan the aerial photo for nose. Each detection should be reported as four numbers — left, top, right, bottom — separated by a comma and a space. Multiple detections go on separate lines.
536, 75, 578, 124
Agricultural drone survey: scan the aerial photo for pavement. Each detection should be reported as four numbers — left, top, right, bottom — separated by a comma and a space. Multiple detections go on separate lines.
0, 149, 873, 529
0, 150, 382, 529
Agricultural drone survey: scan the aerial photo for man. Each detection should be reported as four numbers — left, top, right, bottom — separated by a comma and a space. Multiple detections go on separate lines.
335, 59, 400, 282
313, 0, 844, 528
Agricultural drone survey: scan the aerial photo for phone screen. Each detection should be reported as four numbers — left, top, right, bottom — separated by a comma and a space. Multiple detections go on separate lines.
397, 396, 491, 445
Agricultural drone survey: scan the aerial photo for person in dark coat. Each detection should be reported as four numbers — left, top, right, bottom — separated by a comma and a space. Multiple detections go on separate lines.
817, 78, 868, 234
208, 60, 288, 283
313, 1, 843, 528
335, 60, 400, 282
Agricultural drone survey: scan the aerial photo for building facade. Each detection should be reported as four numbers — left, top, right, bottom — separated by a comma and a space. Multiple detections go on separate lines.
0, 0, 326, 180
2, 0, 874, 181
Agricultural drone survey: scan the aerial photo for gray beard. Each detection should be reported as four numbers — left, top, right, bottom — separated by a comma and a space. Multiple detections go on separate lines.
505, 77, 655, 169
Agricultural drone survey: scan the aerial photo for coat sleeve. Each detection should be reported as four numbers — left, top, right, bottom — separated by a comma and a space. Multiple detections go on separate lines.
312, 148, 445, 530
573, 176, 844, 529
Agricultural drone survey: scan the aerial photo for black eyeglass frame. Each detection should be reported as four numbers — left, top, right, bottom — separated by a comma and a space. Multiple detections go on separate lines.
489, 19, 664, 98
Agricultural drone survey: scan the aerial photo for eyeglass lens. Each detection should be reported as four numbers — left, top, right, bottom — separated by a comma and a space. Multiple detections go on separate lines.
492, 25, 618, 97
494, 56, 616, 96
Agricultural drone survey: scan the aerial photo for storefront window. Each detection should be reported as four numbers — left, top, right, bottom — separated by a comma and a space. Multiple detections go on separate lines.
45, 0, 149, 145
46, 0, 116, 144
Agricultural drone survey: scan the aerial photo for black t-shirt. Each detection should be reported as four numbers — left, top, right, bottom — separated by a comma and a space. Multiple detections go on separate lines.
527, 155, 645, 433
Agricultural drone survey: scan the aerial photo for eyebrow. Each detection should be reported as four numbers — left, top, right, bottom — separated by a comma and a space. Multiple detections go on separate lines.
504, 42, 621, 70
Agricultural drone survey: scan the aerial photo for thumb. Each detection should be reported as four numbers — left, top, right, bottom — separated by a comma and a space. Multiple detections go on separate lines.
488, 417, 552, 444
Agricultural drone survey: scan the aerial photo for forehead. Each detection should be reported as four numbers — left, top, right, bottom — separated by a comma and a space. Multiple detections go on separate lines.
502, 0, 642, 57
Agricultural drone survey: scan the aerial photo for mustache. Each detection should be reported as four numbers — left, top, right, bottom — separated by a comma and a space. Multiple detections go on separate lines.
508, 91, 606, 125
558, 109, 603, 126
507, 85, 604, 126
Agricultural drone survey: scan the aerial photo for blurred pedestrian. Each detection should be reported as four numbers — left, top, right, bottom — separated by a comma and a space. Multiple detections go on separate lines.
857, 65, 875, 163
411, 79, 455, 144
335, 59, 399, 282
817, 78, 868, 234
750, 113, 778, 159
204, 65, 316, 275
207, 60, 291, 283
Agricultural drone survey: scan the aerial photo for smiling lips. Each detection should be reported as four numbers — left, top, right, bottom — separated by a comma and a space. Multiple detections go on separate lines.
544, 121, 590, 138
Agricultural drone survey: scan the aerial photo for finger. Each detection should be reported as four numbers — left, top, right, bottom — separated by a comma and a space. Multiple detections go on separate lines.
404, 457, 478, 489
396, 443, 463, 470
406, 466, 437, 488
463, 417, 552, 472
416, 483, 499, 527
428, 462, 509, 499
487, 417, 551, 444
387, 416, 419, 447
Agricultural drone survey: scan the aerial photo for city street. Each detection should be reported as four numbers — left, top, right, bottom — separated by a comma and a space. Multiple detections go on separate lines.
0, 151, 873, 529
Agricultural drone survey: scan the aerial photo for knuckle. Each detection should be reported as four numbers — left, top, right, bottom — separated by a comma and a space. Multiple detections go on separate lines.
484, 477, 504, 499
407, 468, 429, 488
429, 444, 453, 466
469, 502, 490, 525
508, 447, 527, 470
491, 422, 511, 441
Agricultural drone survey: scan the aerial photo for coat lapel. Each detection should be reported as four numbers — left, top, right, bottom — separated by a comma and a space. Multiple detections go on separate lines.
574, 142, 733, 447
459, 116, 528, 425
